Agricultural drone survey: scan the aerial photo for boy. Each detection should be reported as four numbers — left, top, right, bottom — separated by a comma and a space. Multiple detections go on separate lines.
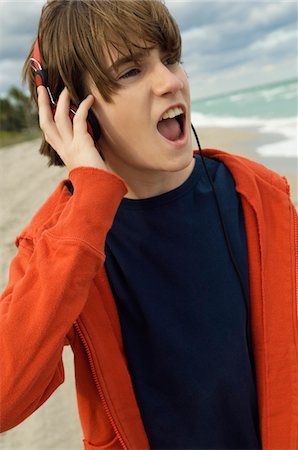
1, 1, 297, 449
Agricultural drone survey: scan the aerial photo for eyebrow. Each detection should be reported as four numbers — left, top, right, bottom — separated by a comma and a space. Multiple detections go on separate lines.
108, 50, 149, 73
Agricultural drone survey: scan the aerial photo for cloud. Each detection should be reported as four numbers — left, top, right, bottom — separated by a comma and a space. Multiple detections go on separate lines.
167, 0, 297, 32
0, 0, 44, 94
0, 0, 297, 98
0, 58, 24, 90
165, 0, 297, 98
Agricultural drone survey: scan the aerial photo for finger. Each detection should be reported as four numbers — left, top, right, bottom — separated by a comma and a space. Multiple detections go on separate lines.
53, 87, 73, 139
72, 95, 95, 137
37, 86, 62, 149
37, 86, 54, 129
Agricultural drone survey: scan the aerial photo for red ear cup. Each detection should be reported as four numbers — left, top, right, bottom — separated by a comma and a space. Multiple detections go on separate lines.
51, 103, 101, 141
68, 104, 99, 140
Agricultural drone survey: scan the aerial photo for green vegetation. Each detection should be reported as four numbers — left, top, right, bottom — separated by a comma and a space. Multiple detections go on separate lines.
0, 130, 41, 149
0, 86, 39, 148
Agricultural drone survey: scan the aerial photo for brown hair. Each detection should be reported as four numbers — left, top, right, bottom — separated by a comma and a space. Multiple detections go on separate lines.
22, 0, 181, 166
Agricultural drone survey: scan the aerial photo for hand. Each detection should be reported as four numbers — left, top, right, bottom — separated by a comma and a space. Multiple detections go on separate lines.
37, 86, 107, 172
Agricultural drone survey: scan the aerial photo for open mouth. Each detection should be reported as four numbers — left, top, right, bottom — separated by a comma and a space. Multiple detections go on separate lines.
157, 107, 185, 142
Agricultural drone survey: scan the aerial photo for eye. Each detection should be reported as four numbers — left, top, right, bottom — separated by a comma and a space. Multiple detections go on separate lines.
119, 68, 141, 80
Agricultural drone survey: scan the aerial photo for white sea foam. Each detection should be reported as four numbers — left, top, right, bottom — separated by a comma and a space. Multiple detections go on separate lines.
257, 117, 298, 157
191, 112, 298, 158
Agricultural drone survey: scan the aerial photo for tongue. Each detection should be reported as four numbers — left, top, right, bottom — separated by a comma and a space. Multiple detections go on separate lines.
157, 118, 181, 141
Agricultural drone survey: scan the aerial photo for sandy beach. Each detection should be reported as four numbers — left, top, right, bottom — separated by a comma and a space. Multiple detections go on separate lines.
0, 128, 297, 450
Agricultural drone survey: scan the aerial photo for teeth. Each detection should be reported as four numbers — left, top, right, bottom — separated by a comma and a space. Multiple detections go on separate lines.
161, 107, 183, 120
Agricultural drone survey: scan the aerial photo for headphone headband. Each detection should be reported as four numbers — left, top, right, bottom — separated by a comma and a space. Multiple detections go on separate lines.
33, 39, 41, 62
30, 37, 101, 141
30, 39, 56, 106
30, 39, 49, 88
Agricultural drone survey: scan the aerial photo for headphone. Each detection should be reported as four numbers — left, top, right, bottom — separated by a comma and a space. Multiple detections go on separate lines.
30, 39, 101, 142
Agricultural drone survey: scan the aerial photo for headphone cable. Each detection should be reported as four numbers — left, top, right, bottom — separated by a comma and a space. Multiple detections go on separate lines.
191, 123, 256, 378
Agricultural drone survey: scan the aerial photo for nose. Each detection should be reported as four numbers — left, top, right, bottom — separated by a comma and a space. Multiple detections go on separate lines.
151, 62, 184, 97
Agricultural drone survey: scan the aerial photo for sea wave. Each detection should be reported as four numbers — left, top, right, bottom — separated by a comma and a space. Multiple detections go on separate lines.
191, 112, 297, 157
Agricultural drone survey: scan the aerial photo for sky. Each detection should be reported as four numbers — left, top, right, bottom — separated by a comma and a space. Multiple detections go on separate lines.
0, 0, 297, 100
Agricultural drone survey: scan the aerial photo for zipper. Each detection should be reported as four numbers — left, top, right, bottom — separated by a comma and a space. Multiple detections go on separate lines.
293, 206, 298, 450
74, 321, 128, 450
294, 207, 298, 322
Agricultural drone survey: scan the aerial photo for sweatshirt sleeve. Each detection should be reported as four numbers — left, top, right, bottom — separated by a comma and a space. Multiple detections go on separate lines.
0, 167, 127, 432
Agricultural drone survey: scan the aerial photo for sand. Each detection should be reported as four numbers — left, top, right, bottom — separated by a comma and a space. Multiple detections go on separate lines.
0, 129, 297, 449
0, 140, 82, 450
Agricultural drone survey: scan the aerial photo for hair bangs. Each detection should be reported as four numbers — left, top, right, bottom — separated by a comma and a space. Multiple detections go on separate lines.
98, 1, 181, 72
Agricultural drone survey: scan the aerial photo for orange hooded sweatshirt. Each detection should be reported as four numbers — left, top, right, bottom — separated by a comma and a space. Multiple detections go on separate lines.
1, 149, 297, 450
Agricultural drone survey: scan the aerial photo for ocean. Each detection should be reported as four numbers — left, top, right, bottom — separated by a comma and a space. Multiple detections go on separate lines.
191, 78, 298, 158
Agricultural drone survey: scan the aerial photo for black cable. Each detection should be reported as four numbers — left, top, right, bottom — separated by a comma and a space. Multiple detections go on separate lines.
191, 123, 255, 376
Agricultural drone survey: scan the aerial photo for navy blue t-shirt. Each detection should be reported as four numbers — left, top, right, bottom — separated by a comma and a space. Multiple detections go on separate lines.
104, 156, 261, 449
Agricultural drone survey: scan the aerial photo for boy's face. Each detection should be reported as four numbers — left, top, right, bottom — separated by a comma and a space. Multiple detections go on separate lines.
89, 44, 194, 195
